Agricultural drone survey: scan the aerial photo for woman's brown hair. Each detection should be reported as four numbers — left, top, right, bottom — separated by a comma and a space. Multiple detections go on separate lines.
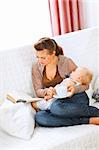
34, 37, 64, 56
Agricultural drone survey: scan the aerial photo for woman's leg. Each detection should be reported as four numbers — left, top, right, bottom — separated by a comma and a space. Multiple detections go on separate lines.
50, 92, 99, 117
35, 92, 99, 127
35, 110, 89, 127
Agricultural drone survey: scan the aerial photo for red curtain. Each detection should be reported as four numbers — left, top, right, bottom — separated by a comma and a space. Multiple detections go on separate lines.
48, 0, 84, 36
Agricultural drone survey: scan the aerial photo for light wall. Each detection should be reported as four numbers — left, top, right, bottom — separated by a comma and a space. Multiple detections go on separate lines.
83, 0, 99, 28
0, 0, 98, 51
0, 0, 51, 51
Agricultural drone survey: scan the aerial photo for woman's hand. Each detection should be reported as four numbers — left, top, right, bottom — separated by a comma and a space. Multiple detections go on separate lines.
44, 87, 56, 100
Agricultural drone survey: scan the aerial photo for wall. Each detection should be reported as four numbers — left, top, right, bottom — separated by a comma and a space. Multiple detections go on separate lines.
0, 0, 98, 51
0, 0, 51, 51
83, 0, 99, 28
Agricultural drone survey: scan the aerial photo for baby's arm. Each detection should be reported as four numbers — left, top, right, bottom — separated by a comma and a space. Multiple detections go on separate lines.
61, 78, 76, 97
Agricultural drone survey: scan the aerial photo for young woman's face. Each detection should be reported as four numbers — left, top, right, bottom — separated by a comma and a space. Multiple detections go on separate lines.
35, 49, 55, 65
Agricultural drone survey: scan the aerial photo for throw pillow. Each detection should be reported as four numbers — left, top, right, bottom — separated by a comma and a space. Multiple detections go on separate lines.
92, 76, 99, 102
0, 100, 36, 140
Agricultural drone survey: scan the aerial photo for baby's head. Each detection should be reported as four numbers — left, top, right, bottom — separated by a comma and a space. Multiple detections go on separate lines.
70, 67, 93, 85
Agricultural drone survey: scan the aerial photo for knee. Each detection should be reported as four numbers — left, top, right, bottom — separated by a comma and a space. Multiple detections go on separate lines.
50, 100, 82, 117
35, 111, 49, 127
50, 100, 68, 116
50, 100, 62, 113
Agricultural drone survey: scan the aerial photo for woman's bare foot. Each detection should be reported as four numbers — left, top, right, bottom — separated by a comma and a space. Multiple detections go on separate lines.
89, 117, 99, 125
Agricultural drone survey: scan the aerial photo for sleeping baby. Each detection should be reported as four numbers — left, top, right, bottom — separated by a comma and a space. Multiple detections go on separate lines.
31, 67, 93, 111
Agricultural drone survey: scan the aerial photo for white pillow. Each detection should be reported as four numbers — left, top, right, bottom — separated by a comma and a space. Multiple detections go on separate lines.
0, 100, 36, 140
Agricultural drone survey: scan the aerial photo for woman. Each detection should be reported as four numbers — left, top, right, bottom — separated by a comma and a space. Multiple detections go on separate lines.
32, 37, 99, 127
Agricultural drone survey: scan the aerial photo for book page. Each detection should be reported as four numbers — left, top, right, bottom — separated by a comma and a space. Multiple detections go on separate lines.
6, 91, 43, 103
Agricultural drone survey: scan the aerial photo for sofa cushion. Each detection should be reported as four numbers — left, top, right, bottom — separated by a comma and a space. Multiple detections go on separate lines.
0, 100, 35, 140
0, 45, 36, 101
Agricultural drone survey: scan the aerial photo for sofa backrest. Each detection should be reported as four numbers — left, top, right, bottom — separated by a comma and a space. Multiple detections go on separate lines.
0, 27, 98, 100
0, 45, 36, 99
54, 27, 98, 76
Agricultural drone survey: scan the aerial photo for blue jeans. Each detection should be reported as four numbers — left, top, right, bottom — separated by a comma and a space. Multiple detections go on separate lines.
35, 92, 99, 127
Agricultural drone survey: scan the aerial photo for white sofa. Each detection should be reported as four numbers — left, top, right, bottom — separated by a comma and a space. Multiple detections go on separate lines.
0, 27, 99, 150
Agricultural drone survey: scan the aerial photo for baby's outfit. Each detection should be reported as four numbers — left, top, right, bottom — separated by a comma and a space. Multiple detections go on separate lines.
35, 84, 67, 110
36, 98, 56, 110
36, 78, 81, 110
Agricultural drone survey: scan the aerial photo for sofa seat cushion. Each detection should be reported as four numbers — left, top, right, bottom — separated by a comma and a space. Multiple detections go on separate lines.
0, 124, 99, 150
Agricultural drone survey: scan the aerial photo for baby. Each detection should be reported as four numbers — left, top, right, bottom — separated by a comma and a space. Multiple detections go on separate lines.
32, 67, 93, 111
59, 67, 93, 96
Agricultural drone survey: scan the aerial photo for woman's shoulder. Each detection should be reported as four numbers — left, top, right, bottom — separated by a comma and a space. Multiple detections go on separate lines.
32, 60, 38, 69
58, 55, 73, 64
32, 60, 44, 74
58, 55, 77, 74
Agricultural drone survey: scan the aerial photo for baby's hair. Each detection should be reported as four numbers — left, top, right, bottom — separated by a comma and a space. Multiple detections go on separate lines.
77, 67, 93, 84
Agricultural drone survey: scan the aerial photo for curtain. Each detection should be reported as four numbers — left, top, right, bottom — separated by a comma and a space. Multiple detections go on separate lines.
48, 0, 84, 36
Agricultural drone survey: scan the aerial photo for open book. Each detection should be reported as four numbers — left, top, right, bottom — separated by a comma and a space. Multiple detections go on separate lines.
6, 91, 43, 103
